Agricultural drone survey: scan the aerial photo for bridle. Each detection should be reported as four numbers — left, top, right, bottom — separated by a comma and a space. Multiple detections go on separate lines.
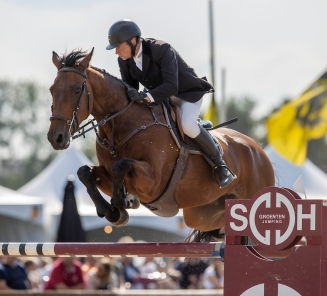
50, 67, 91, 137
49, 67, 135, 142
49, 66, 171, 157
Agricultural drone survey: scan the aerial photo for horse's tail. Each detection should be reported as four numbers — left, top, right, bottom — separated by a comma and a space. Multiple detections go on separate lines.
185, 228, 224, 242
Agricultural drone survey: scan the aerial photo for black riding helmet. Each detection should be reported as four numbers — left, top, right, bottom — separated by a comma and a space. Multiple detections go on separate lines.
106, 19, 141, 57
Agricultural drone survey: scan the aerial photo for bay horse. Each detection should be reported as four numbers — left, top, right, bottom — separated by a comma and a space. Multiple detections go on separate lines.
47, 48, 275, 241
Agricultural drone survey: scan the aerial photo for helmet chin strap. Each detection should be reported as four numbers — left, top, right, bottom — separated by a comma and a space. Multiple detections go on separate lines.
127, 36, 140, 57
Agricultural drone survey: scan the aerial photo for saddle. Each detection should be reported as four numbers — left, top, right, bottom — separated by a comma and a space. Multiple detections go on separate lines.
162, 99, 216, 155
141, 100, 223, 217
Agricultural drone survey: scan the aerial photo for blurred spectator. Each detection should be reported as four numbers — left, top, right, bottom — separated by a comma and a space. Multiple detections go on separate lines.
37, 257, 54, 290
89, 258, 118, 290
203, 258, 224, 289
82, 257, 98, 289
44, 257, 85, 290
120, 257, 140, 289
179, 258, 208, 289
117, 235, 141, 289
111, 258, 125, 289
157, 268, 182, 289
23, 258, 39, 290
170, 257, 184, 271
139, 257, 158, 277
0, 257, 29, 290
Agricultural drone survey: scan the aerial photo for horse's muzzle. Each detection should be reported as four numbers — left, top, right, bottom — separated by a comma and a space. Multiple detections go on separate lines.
47, 130, 70, 150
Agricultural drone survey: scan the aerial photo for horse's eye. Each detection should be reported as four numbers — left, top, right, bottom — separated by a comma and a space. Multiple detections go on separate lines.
75, 87, 82, 95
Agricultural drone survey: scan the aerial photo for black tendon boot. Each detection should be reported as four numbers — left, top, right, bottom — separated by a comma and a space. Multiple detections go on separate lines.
194, 126, 236, 188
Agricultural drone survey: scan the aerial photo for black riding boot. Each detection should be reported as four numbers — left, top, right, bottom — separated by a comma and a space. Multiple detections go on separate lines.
194, 126, 236, 188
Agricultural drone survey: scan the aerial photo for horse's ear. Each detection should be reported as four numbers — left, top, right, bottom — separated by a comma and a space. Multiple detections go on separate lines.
79, 47, 94, 71
52, 51, 62, 70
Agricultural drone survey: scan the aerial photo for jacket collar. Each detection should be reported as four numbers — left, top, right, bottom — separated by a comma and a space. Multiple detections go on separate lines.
126, 39, 151, 79
140, 39, 151, 79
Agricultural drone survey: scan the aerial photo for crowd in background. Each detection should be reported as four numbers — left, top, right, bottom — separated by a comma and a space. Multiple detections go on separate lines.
0, 238, 224, 291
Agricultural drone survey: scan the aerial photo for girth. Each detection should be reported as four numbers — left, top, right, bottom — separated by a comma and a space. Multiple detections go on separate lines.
141, 146, 189, 217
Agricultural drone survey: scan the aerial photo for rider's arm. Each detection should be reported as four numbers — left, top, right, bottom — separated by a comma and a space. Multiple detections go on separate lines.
118, 58, 139, 90
147, 42, 179, 103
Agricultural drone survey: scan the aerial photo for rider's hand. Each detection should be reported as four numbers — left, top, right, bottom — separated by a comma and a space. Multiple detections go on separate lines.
127, 88, 149, 104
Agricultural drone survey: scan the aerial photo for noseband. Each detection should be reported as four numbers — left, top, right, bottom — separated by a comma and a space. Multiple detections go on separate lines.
49, 67, 90, 136
49, 67, 135, 141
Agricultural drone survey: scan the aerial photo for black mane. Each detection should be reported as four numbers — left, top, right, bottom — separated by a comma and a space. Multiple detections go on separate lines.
60, 49, 88, 67
60, 49, 123, 83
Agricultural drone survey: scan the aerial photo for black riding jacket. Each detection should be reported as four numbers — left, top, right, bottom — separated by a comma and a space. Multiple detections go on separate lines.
118, 38, 214, 104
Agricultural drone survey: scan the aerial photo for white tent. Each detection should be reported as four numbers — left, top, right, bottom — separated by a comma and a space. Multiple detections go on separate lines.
18, 144, 188, 241
19, 144, 95, 215
0, 185, 44, 241
264, 145, 327, 200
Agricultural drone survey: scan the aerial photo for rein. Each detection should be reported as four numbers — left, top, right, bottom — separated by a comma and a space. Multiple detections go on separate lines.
49, 67, 135, 141
49, 67, 170, 156
96, 105, 171, 157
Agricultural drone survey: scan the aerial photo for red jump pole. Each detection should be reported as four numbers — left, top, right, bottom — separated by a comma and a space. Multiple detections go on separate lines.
0, 242, 223, 258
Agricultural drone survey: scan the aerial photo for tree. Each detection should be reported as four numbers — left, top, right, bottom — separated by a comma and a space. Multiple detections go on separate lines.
225, 96, 265, 143
0, 80, 56, 189
0, 80, 97, 189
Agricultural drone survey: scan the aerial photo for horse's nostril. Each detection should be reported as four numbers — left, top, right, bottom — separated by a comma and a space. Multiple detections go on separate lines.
56, 134, 63, 144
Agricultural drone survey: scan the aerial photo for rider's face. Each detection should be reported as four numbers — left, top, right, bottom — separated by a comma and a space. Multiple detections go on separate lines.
115, 42, 132, 60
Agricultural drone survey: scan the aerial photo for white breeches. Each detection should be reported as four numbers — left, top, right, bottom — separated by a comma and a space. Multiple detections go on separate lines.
170, 96, 202, 138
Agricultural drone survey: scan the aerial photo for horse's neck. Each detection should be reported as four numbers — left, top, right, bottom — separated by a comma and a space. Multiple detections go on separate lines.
87, 69, 144, 139
88, 70, 129, 121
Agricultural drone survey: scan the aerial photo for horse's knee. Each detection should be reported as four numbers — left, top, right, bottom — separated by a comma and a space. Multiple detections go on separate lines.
77, 165, 93, 184
112, 158, 131, 178
112, 158, 131, 173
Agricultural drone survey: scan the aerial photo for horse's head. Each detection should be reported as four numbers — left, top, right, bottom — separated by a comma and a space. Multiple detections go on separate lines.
47, 48, 94, 150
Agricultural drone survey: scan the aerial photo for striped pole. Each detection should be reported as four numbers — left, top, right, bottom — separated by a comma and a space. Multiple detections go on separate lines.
0, 242, 223, 258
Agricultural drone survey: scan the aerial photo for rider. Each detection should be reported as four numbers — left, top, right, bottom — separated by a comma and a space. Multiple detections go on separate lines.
106, 19, 235, 188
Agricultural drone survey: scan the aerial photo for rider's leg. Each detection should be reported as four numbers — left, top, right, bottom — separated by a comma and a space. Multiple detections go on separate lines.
193, 125, 235, 188
173, 96, 235, 188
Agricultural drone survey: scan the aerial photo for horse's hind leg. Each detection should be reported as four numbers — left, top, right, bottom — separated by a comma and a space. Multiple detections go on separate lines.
183, 196, 236, 242
77, 164, 123, 224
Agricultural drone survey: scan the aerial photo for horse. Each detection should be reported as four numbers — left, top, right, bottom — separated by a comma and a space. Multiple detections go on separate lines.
47, 48, 275, 242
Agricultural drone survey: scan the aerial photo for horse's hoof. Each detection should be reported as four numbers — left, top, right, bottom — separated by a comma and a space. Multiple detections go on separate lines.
127, 194, 140, 209
109, 209, 129, 227
96, 210, 105, 218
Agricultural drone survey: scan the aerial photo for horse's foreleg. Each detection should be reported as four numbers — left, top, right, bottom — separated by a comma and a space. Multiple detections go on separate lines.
111, 158, 133, 209
77, 164, 121, 224
112, 158, 158, 205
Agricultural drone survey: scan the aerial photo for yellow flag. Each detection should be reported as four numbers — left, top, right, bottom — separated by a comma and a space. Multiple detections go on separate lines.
203, 95, 218, 126
266, 70, 327, 165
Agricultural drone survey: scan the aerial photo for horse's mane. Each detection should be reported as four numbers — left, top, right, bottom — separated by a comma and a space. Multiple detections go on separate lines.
60, 49, 123, 83
60, 49, 88, 67
90, 66, 122, 84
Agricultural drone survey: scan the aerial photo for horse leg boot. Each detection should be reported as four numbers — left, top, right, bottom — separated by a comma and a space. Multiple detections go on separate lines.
193, 126, 236, 188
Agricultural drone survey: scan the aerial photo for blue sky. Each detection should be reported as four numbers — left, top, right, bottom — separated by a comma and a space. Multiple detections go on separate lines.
1, 0, 327, 116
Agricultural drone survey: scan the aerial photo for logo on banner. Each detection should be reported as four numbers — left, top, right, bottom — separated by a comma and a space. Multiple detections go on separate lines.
226, 187, 322, 251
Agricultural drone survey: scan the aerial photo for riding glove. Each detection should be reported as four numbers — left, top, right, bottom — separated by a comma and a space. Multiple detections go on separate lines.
127, 87, 148, 104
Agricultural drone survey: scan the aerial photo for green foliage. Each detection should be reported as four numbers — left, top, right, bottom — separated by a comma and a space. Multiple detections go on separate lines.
0, 80, 97, 190
225, 96, 266, 144
0, 80, 55, 189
